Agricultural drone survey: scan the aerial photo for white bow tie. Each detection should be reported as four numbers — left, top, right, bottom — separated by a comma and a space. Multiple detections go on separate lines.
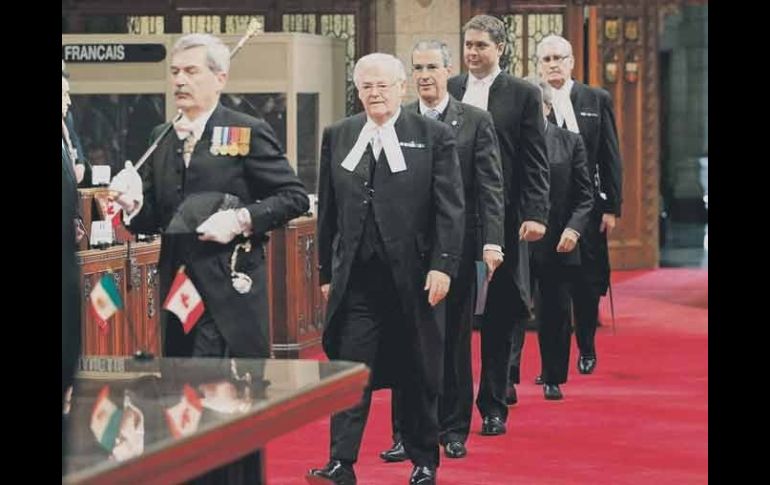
174, 119, 196, 140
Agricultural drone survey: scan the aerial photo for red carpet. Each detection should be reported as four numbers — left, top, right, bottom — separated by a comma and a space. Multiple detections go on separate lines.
266, 268, 708, 484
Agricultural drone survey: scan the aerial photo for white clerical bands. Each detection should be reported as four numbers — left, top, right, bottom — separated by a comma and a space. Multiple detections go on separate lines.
341, 122, 407, 173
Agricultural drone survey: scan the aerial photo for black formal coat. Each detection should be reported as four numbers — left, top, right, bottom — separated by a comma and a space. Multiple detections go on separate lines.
317, 109, 465, 394
531, 122, 594, 266
128, 104, 309, 357
62, 141, 81, 399
404, 96, 504, 253
568, 81, 623, 294
448, 72, 550, 309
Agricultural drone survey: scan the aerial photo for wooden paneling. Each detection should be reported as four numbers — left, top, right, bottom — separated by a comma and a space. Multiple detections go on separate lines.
590, 2, 659, 269
270, 216, 324, 358
78, 240, 161, 356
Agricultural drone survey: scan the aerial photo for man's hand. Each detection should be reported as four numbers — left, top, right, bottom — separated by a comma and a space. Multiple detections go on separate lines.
519, 220, 546, 242
600, 213, 617, 235
424, 270, 451, 306
321, 284, 330, 301
556, 228, 579, 253
483, 249, 503, 281
196, 209, 242, 244
74, 218, 86, 243
108, 161, 143, 214
74, 164, 85, 184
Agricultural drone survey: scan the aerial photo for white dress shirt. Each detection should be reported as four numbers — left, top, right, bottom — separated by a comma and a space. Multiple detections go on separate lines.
461, 66, 501, 111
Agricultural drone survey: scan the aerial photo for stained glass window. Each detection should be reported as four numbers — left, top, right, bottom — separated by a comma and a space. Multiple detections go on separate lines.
502, 15, 524, 76
182, 16, 222, 34
225, 15, 265, 35
127, 16, 164, 35
501, 13, 564, 77
282, 14, 316, 34
319, 14, 356, 116
527, 14, 564, 74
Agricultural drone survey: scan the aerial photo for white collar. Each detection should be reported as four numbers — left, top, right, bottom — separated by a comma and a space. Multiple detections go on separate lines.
469, 65, 501, 86
419, 94, 450, 117
175, 104, 217, 140
341, 107, 407, 173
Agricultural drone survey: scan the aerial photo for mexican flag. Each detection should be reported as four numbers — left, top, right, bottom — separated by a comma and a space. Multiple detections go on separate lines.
89, 274, 123, 331
90, 386, 123, 451
163, 266, 204, 334
165, 384, 203, 438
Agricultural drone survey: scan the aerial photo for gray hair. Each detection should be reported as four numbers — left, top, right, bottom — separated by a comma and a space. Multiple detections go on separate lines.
353, 53, 406, 87
523, 75, 553, 107
412, 40, 452, 67
463, 15, 506, 45
171, 33, 231, 74
536, 34, 573, 60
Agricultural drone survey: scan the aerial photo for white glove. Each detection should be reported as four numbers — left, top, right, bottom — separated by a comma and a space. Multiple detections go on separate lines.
197, 209, 243, 244
109, 161, 144, 217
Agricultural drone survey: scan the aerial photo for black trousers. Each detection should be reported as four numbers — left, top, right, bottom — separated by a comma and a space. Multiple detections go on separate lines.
164, 309, 231, 358
534, 263, 573, 384
571, 276, 600, 357
330, 258, 439, 467
391, 240, 475, 445
476, 260, 529, 422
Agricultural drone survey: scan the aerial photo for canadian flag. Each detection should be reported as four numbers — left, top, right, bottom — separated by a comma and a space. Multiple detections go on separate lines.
165, 384, 203, 439
104, 200, 123, 228
163, 266, 205, 334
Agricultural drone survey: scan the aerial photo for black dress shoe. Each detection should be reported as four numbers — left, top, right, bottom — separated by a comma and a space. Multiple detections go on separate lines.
379, 440, 407, 462
444, 440, 467, 458
480, 415, 506, 436
543, 384, 563, 400
534, 375, 544, 385
306, 460, 356, 485
409, 465, 436, 485
505, 383, 518, 405
578, 355, 597, 374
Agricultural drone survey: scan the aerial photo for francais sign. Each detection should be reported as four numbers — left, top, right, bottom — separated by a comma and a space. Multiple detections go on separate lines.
62, 43, 166, 63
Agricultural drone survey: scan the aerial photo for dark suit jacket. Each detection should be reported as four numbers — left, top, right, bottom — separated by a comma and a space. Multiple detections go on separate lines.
404, 96, 504, 255
448, 72, 549, 309
569, 81, 623, 217
64, 112, 94, 188
317, 109, 465, 394
128, 103, 309, 358
531, 123, 594, 266
558, 81, 623, 294
62, 147, 81, 400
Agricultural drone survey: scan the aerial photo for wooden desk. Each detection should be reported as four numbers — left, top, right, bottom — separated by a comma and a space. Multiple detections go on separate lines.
63, 357, 368, 484
75, 214, 325, 359
78, 240, 161, 356
269, 216, 325, 358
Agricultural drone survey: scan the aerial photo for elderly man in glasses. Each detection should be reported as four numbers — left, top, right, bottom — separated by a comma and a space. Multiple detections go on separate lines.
531, 34, 623, 379
308, 52, 464, 485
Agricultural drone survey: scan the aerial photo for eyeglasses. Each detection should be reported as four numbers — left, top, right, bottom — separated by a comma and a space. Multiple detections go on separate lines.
359, 81, 399, 93
540, 54, 571, 63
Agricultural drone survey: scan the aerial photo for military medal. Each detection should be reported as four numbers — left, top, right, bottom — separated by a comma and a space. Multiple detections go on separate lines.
238, 127, 251, 156
218, 126, 230, 156
227, 127, 239, 156
210, 126, 223, 155
230, 240, 253, 294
